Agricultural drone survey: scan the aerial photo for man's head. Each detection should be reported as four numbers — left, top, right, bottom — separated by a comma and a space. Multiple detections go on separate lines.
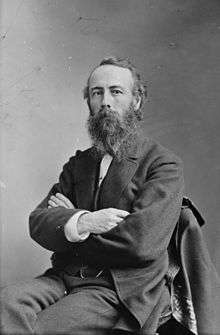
84, 57, 147, 159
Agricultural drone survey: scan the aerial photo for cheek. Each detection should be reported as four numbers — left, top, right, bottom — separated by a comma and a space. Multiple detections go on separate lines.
116, 95, 134, 109
89, 99, 100, 113
116, 101, 132, 113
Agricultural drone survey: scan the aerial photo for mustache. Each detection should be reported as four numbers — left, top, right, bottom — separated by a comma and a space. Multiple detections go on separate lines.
89, 104, 119, 115
95, 106, 118, 118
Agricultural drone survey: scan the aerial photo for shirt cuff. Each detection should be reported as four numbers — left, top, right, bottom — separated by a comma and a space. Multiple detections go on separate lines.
64, 210, 90, 242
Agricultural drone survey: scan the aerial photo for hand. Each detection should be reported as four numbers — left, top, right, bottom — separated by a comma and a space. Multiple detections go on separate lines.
78, 208, 130, 235
48, 193, 75, 209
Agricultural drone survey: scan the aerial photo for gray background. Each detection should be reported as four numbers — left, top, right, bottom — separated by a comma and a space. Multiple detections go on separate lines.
1, 0, 220, 286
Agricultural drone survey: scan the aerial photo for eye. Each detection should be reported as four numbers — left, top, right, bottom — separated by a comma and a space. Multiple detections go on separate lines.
92, 91, 102, 97
111, 89, 123, 95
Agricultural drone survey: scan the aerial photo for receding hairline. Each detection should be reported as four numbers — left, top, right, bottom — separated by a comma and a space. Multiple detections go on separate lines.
83, 57, 147, 119
88, 64, 135, 87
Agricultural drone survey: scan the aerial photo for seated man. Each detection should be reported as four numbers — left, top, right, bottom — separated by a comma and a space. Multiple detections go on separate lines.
1, 57, 185, 334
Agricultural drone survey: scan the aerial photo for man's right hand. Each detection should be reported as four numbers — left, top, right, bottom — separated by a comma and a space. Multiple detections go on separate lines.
77, 208, 130, 235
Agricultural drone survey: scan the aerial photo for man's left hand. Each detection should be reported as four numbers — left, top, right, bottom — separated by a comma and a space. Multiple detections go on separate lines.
48, 193, 75, 209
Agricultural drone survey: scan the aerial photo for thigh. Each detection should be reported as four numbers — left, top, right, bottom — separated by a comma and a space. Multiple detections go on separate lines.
36, 285, 121, 335
1, 271, 67, 314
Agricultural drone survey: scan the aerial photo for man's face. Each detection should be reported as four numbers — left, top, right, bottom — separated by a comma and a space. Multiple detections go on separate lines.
88, 65, 140, 117
87, 64, 141, 159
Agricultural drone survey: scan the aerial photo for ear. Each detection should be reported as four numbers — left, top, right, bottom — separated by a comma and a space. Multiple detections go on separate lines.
87, 98, 95, 116
87, 96, 91, 110
133, 95, 141, 111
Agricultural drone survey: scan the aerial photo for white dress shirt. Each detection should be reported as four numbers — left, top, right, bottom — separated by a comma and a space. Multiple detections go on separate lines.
64, 154, 113, 242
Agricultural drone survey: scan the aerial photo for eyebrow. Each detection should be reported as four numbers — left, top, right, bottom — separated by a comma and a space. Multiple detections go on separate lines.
90, 86, 103, 91
90, 85, 124, 91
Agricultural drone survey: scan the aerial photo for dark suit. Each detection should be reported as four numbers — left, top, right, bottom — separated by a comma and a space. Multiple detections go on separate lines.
29, 136, 184, 332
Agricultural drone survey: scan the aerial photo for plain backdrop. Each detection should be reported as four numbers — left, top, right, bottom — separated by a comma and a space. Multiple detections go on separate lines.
1, 0, 220, 286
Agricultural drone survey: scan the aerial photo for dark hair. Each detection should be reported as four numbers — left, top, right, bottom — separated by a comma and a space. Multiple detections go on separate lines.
83, 57, 147, 120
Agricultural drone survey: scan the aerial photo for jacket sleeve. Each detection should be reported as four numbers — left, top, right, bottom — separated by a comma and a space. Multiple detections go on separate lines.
79, 152, 184, 268
29, 155, 82, 252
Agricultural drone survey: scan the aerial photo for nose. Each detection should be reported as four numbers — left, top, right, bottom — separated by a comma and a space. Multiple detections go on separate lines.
101, 91, 112, 109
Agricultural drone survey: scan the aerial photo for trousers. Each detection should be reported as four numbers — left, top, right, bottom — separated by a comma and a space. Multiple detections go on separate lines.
1, 269, 191, 335
0, 269, 139, 335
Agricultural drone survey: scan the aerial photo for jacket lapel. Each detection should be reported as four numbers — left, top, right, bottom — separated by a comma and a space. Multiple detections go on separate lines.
98, 135, 145, 208
74, 135, 146, 210
98, 156, 138, 208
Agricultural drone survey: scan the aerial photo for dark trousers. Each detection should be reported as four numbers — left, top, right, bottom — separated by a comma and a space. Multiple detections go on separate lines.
0, 271, 137, 335
0, 270, 192, 335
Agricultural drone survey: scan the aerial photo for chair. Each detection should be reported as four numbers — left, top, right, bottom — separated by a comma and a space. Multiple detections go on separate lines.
157, 197, 220, 334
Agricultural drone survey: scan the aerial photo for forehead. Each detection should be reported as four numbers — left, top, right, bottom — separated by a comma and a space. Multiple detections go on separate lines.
89, 65, 134, 90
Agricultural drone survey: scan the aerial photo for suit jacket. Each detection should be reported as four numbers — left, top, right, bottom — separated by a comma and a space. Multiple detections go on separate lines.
29, 136, 184, 332
167, 198, 220, 335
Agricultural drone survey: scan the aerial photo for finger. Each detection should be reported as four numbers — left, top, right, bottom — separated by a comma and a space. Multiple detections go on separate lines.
50, 195, 67, 207
48, 205, 52, 208
55, 193, 75, 208
48, 199, 58, 207
110, 221, 120, 227
113, 209, 130, 218
106, 222, 119, 231
109, 217, 124, 225
114, 217, 124, 223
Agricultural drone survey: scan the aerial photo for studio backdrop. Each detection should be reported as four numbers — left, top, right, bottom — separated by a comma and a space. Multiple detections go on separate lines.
1, 0, 220, 286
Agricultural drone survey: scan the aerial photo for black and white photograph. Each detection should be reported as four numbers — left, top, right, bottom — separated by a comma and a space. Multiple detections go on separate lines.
1, 1, 220, 334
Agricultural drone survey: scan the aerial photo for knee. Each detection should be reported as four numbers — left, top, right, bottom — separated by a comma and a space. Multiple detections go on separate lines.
1, 283, 26, 307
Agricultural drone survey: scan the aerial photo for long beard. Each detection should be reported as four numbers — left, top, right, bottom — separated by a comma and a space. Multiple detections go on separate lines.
87, 105, 140, 160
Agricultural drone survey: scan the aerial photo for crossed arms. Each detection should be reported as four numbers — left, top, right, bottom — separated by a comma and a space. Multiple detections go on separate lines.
29, 148, 184, 268
48, 192, 129, 237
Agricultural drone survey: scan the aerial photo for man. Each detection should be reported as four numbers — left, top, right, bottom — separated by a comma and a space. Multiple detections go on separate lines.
1, 57, 185, 334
